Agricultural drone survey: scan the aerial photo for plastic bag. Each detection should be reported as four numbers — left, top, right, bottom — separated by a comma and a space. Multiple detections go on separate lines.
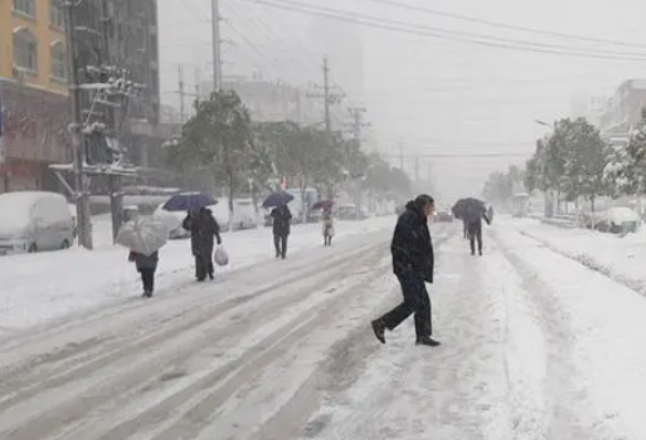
214, 245, 229, 267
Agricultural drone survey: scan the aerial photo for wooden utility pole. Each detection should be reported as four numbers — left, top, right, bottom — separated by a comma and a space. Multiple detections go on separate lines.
212, 0, 222, 91
307, 57, 344, 134
64, 0, 93, 249
178, 65, 186, 124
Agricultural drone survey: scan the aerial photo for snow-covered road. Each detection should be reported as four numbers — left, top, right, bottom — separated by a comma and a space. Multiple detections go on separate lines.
2, 221, 646, 439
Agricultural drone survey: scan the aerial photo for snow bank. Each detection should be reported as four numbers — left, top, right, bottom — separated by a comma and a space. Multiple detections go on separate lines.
510, 217, 646, 295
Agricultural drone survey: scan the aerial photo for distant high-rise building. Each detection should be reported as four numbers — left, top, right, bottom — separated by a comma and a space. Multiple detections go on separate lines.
570, 93, 607, 127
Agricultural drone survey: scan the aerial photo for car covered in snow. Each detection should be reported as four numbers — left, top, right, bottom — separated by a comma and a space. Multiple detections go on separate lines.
433, 209, 454, 222
0, 191, 75, 254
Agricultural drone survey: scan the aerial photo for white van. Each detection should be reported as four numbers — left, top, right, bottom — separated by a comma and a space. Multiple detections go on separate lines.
0, 191, 75, 254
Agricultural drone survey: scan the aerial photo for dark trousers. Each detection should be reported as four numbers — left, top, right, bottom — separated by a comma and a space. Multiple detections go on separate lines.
379, 273, 431, 339
467, 221, 483, 254
274, 234, 288, 258
462, 220, 468, 239
195, 255, 213, 280
139, 268, 155, 292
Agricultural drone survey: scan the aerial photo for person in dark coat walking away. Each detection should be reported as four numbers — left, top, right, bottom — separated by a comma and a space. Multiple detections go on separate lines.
182, 207, 222, 281
464, 203, 490, 256
371, 194, 440, 347
129, 250, 159, 298
271, 204, 292, 259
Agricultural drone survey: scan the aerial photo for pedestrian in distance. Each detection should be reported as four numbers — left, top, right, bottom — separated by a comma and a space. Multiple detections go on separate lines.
271, 204, 292, 259
464, 204, 491, 256
371, 194, 440, 347
129, 250, 159, 298
322, 208, 335, 246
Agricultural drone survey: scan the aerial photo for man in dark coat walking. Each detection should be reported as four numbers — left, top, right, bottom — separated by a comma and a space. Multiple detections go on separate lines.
463, 203, 490, 256
271, 204, 292, 259
371, 194, 440, 347
182, 207, 222, 281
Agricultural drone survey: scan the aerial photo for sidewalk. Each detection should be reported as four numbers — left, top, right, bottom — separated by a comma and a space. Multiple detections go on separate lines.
508, 217, 646, 295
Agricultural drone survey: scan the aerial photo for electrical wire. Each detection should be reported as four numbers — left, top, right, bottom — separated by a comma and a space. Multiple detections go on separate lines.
359, 0, 646, 50
240, 0, 646, 61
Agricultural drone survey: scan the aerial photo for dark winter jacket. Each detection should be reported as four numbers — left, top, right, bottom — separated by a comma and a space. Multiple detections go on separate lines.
129, 250, 159, 270
391, 200, 434, 282
182, 208, 222, 257
463, 203, 490, 226
271, 205, 292, 236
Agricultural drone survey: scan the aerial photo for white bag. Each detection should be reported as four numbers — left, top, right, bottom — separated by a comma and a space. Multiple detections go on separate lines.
214, 245, 229, 266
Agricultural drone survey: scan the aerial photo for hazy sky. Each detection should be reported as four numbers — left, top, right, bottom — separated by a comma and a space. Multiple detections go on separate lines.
158, 0, 646, 201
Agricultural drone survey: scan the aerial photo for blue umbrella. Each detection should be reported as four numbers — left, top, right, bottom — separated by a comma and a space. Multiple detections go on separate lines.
262, 191, 294, 209
162, 192, 217, 212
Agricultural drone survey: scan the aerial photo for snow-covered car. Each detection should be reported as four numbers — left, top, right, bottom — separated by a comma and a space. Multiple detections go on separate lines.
0, 191, 75, 254
434, 210, 454, 222
593, 207, 640, 234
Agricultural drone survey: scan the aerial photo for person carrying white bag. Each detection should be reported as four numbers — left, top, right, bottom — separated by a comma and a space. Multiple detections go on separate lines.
214, 245, 229, 267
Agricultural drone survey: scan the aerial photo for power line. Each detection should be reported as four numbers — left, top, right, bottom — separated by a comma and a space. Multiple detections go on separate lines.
227, 1, 321, 81
360, 0, 646, 50
381, 152, 531, 158
240, 0, 646, 61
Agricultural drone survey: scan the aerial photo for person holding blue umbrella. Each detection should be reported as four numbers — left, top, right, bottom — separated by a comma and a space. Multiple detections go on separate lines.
182, 207, 222, 281
263, 191, 294, 259
271, 204, 292, 259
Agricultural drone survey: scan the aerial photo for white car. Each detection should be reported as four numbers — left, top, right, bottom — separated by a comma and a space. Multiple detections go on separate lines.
0, 191, 75, 254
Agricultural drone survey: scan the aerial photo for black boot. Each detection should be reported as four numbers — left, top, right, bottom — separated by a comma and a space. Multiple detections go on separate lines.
371, 319, 386, 344
416, 336, 441, 347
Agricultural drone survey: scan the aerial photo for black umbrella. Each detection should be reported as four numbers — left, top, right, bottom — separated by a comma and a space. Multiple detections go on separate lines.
452, 197, 486, 221
262, 191, 294, 209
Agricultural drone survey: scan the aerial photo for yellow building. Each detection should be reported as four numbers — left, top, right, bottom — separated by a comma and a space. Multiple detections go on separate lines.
0, 0, 68, 95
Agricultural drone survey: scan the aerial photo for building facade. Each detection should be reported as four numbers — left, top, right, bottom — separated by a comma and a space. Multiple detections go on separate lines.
0, 0, 161, 192
599, 80, 646, 138
0, 0, 70, 191
570, 93, 607, 127
201, 76, 321, 126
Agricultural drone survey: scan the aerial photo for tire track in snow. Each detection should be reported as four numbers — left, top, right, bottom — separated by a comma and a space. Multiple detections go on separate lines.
492, 228, 618, 438
0, 234, 392, 440
0, 232, 386, 397
287, 231, 514, 439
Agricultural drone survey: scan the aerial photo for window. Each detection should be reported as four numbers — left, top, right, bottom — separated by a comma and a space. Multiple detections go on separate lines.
50, 41, 66, 80
50, 0, 65, 28
13, 0, 35, 18
13, 28, 38, 72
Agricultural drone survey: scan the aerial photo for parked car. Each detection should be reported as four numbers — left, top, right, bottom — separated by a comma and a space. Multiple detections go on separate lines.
434, 210, 454, 222
154, 203, 194, 239
337, 204, 368, 220
0, 191, 75, 254
593, 207, 640, 234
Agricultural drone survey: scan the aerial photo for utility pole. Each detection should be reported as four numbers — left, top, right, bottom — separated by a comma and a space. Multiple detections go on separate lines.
345, 107, 371, 219
398, 138, 404, 171
178, 65, 185, 124
307, 57, 344, 134
64, 0, 93, 249
347, 107, 370, 143
212, 0, 222, 91
414, 155, 420, 183
100, 0, 125, 244
323, 57, 331, 133
194, 67, 201, 105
